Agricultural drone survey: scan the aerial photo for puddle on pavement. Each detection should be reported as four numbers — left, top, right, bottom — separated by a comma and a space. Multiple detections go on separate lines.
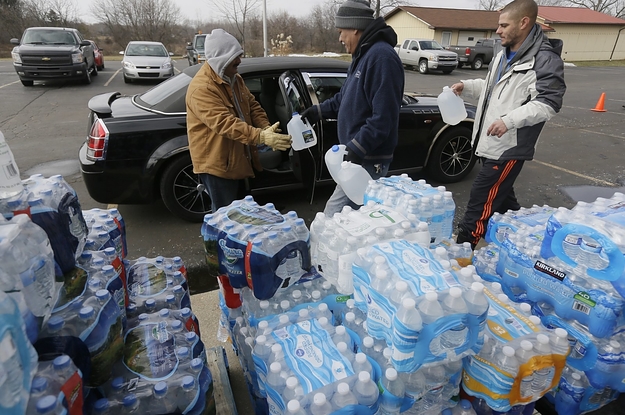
560, 185, 625, 203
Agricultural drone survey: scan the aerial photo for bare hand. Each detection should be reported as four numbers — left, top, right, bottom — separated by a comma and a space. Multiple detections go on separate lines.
450, 82, 464, 95
487, 119, 508, 137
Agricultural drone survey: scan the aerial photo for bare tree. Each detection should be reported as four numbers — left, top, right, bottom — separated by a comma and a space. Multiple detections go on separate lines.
90, 0, 181, 49
479, 0, 505, 10
210, 0, 261, 52
565, 0, 620, 13
21, 0, 79, 26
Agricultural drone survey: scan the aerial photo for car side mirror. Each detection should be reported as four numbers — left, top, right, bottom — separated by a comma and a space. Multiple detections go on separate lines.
411, 46, 418, 51
186, 44, 193, 50
80, 40, 91, 46
169, 52, 174, 56
10, 38, 19, 45
119, 51, 124, 55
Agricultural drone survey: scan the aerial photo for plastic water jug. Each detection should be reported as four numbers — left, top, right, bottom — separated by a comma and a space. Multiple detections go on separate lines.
287, 112, 317, 151
437, 86, 467, 126
324, 145, 372, 204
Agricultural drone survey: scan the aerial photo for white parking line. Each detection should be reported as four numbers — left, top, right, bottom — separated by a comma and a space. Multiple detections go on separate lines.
533, 159, 618, 187
104, 69, 122, 87
107, 204, 118, 209
0, 80, 20, 89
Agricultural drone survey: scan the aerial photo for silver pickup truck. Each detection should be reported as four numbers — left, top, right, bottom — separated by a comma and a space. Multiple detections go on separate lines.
395, 39, 458, 74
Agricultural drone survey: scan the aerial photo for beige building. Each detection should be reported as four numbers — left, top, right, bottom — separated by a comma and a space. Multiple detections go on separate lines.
385, 6, 625, 61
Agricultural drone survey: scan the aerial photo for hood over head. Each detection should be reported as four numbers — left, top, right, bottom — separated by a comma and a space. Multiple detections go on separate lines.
205, 29, 244, 79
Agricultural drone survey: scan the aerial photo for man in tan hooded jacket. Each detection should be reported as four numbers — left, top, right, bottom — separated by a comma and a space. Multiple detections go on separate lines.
186, 29, 291, 212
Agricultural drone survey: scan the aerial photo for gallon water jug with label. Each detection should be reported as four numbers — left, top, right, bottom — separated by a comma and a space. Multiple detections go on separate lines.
437, 86, 467, 126
324, 145, 372, 204
287, 112, 317, 151
324, 144, 346, 183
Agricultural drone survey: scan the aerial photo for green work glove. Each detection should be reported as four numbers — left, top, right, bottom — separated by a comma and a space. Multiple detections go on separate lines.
259, 122, 292, 151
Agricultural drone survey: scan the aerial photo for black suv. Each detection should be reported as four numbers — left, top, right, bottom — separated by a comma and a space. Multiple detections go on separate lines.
10, 27, 97, 86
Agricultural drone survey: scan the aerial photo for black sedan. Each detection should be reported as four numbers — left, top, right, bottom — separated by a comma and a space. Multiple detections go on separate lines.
79, 56, 477, 222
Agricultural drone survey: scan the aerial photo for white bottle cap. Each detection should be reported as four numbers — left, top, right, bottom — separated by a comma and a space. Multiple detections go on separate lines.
537, 334, 550, 345
259, 300, 270, 310
363, 336, 374, 348
610, 340, 621, 348
298, 309, 309, 319
292, 290, 302, 299
503, 346, 515, 357
554, 328, 568, 338
286, 377, 298, 389
318, 317, 329, 326
529, 316, 542, 325
471, 282, 485, 292
313, 392, 327, 405
346, 299, 356, 308
258, 321, 269, 331
425, 292, 439, 302
318, 303, 329, 312
271, 344, 282, 353
355, 353, 367, 363
337, 382, 350, 395
402, 298, 416, 309
358, 371, 371, 382
383, 347, 392, 359
335, 325, 346, 335
256, 335, 266, 345
461, 268, 473, 278
374, 256, 386, 265
279, 315, 290, 325
280, 300, 290, 310
571, 373, 581, 381
396, 281, 408, 292
337, 342, 348, 352
385, 368, 398, 381
435, 247, 447, 256
312, 290, 321, 300
376, 270, 388, 279
345, 312, 355, 323
519, 303, 531, 314
520, 340, 533, 351
287, 400, 301, 413
270, 362, 281, 373
449, 287, 462, 298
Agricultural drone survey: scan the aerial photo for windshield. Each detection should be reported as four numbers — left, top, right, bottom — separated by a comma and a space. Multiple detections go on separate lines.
419, 40, 444, 50
136, 72, 194, 113
23, 29, 77, 45
126, 44, 168, 57
195, 36, 206, 50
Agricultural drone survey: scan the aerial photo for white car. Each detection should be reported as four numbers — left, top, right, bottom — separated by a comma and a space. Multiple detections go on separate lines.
120, 41, 174, 83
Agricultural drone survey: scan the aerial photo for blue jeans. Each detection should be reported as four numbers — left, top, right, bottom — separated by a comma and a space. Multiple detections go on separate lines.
323, 161, 390, 217
199, 173, 242, 212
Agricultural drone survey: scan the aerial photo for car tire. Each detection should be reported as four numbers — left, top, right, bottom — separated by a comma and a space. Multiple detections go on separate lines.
160, 154, 212, 222
91, 62, 98, 77
472, 57, 484, 70
21, 79, 34, 87
425, 126, 476, 183
419, 59, 429, 74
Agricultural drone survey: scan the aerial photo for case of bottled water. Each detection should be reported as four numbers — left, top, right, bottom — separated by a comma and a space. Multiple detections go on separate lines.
0, 213, 58, 333
1, 174, 89, 277
461, 284, 569, 413
351, 239, 487, 371
25, 355, 84, 415
83, 208, 127, 259
363, 175, 456, 245
485, 205, 556, 247
0, 290, 39, 415
201, 196, 312, 300
309, 202, 430, 294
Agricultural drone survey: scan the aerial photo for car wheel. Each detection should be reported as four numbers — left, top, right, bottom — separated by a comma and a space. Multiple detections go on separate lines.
419, 59, 429, 74
160, 155, 212, 222
425, 126, 476, 183
472, 57, 484, 70
21, 79, 34, 87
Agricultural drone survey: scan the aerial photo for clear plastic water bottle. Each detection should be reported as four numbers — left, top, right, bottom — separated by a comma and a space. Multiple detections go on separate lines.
332, 325, 351, 347
430, 195, 444, 243
556, 369, 586, 415
515, 341, 536, 399
401, 369, 426, 404
152, 381, 176, 414
453, 399, 477, 415
283, 376, 303, 403
418, 292, 445, 355
35, 395, 64, 415
549, 328, 570, 356
440, 287, 469, 351
531, 334, 554, 396
393, 298, 423, 356
380, 368, 405, 415
267, 362, 286, 394
93, 398, 111, 415
331, 382, 358, 410
311, 392, 333, 415
337, 341, 355, 364
353, 371, 379, 406
442, 191, 456, 240
286, 399, 307, 415
122, 393, 140, 414
353, 352, 373, 374
421, 365, 446, 412
390, 280, 410, 306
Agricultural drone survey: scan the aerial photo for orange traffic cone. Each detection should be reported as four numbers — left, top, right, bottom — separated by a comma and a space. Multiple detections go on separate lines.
591, 93, 607, 112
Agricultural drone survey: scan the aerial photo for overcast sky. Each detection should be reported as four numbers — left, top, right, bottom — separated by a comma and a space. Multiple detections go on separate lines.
78, 0, 481, 24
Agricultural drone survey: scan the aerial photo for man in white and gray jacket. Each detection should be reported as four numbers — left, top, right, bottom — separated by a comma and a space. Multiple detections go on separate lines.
452, 0, 566, 249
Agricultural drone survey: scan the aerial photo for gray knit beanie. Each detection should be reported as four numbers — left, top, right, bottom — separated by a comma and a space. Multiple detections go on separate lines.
335, 0, 375, 31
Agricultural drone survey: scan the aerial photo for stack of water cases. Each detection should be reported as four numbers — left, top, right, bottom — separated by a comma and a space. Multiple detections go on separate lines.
363, 174, 457, 246
0, 171, 215, 415
473, 193, 625, 415
351, 240, 487, 414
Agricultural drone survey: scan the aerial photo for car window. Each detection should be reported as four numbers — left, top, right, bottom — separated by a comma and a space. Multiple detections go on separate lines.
127, 44, 168, 57
419, 40, 444, 50
136, 73, 194, 113
309, 76, 346, 103
402, 39, 410, 49
23, 29, 77, 45
195, 36, 205, 50
409, 41, 418, 51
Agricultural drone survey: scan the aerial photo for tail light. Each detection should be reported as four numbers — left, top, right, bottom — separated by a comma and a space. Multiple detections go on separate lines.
86, 117, 109, 161
465, 47, 471, 56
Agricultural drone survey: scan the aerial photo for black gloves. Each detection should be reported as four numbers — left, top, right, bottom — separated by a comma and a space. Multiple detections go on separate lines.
300, 106, 321, 126
345, 147, 363, 165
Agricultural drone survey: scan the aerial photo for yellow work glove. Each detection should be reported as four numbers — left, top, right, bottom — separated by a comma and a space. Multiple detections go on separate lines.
259, 122, 292, 151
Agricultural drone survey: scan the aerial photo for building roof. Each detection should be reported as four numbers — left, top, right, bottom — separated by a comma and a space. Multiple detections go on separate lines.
386, 6, 500, 30
538, 6, 625, 25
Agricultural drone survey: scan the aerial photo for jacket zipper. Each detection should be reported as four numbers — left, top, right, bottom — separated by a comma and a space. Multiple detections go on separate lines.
498, 78, 510, 100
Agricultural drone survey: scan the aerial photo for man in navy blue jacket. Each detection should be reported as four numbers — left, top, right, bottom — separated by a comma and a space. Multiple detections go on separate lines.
301, 0, 404, 216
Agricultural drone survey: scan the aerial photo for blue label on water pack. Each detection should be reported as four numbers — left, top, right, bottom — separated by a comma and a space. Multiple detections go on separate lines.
272, 319, 354, 394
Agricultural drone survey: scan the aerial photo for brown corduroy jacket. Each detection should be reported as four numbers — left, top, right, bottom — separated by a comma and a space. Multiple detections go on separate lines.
186, 63, 269, 179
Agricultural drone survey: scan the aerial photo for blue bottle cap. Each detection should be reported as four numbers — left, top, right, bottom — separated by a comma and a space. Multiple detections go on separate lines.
94, 398, 110, 413
166, 295, 175, 304
442, 410, 453, 415
97, 231, 109, 239
159, 309, 170, 318
267, 231, 278, 239
126, 304, 137, 313
88, 278, 102, 290
155, 256, 164, 263
138, 313, 149, 321
28, 198, 43, 207
93, 258, 105, 266
47, 316, 64, 331
145, 299, 156, 308
171, 320, 183, 331
185, 332, 197, 343
180, 307, 191, 318
177, 347, 189, 358
53, 355, 71, 370
109, 208, 119, 215
31, 376, 48, 393
154, 381, 168, 396
460, 400, 472, 410
102, 265, 115, 275
36, 395, 57, 413
79, 306, 95, 319
122, 394, 137, 407
173, 285, 183, 294
166, 278, 173, 286
104, 247, 116, 256
111, 376, 125, 391
282, 225, 292, 232
181, 376, 195, 390
80, 252, 93, 260
191, 358, 203, 371
173, 256, 182, 264
173, 271, 183, 279
7, 199, 23, 208
294, 218, 305, 226
332, 144, 339, 152
292, 112, 298, 116
96, 289, 110, 301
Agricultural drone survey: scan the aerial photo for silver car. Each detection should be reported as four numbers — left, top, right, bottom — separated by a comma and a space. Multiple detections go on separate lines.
120, 41, 174, 83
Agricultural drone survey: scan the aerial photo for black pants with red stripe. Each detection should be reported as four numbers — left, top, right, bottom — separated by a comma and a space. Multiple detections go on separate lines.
457, 158, 525, 248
